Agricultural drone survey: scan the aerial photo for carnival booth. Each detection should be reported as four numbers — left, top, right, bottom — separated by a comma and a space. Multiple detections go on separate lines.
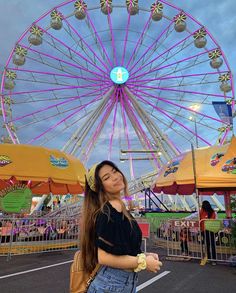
0, 144, 86, 213
154, 136, 236, 217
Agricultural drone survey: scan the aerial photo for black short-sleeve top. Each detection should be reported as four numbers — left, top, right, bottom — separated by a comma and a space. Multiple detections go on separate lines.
95, 202, 142, 256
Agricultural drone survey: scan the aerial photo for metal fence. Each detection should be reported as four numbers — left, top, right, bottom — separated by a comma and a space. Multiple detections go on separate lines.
2, 215, 235, 265
0, 216, 80, 259
155, 218, 236, 264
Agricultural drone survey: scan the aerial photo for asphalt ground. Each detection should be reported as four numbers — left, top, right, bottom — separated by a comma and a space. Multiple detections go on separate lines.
0, 249, 235, 293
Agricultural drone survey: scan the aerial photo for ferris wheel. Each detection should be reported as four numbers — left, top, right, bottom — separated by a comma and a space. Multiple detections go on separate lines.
0, 0, 234, 178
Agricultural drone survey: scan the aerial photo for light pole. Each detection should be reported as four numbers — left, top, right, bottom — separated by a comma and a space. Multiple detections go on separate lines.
189, 104, 200, 148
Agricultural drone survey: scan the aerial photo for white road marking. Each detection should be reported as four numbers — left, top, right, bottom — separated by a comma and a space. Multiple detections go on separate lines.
0, 260, 73, 280
0, 260, 170, 293
136, 271, 171, 291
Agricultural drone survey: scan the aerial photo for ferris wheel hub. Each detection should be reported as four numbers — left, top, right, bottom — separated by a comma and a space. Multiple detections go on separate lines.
110, 66, 129, 84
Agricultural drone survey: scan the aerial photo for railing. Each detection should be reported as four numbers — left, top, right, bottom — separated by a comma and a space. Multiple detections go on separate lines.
0, 216, 80, 259
154, 218, 236, 264
2, 215, 235, 266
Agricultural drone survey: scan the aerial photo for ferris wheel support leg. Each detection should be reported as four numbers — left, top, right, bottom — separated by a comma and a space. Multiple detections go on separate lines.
211, 194, 225, 211
72, 98, 110, 154
167, 194, 174, 210
121, 89, 160, 168
190, 194, 199, 211
62, 87, 114, 154
178, 195, 191, 211
30, 194, 48, 214
81, 97, 116, 162
124, 87, 178, 160
128, 99, 169, 160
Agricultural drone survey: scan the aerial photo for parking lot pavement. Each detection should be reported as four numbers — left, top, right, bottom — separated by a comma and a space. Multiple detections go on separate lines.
0, 251, 235, 293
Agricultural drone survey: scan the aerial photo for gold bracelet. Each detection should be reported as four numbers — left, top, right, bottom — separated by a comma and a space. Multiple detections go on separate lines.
134, 253, 147, 272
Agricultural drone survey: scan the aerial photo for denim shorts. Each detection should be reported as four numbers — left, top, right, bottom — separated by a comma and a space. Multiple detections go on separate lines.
87, 266, 138, 293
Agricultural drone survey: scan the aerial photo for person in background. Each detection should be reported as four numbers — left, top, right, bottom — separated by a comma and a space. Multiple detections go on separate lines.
200, 200, 217, 265
180, 228, 189, 256
80, 160, 162, 293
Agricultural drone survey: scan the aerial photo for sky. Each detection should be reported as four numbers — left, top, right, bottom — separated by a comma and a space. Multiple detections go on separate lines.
0, 0, 235, 178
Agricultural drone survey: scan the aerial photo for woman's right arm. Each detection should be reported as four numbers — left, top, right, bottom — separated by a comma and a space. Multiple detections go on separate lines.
97, 248, 162, 273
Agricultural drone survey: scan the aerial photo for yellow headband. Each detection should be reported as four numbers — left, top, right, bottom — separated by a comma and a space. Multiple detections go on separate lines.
85, 163, 98, 192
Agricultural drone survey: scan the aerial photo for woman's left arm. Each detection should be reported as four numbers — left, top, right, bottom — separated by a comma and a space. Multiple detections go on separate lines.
97, 248, 141, 270
97, 248, 162, 273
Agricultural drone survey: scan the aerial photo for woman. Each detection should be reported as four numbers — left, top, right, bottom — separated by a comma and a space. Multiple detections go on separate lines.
80, 160, 162, 292
200, 200, 217, 265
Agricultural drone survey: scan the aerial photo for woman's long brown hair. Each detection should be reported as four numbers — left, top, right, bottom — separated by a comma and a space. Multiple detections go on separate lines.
80, 160, 132, 273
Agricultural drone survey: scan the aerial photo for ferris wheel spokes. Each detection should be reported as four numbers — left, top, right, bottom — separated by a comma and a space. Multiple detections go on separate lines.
10, 83, 112, 125
108, 89, 120, 160
62, 16, 111, 72
130, 71, 229, 85
7, 66, 108, 84
121, 93, 148, 145
128, 25, 206, 79
121, 88, 163, 167
127, 81, 232, 102
6, 83, 106, 100
72, 101, 114, 156
85, 11, 113, 68
18, 43, 108, 80
127, 85, 227, 126
127, 18, 175, 73
27, 98, 101, 144
38, 108, 94, 147
120, 87, 136, 178
36, 25, 108, 76
105, 6, 118, 67
148, 110, 197, 145
125, 13, 152, 69
27, 84, 113, 145
124, 87, 180, 160
129, 41, 212, 82
121, 5, 132, 67
126, 85, 212, 146
64, 86, 115, 155
80, 91, 117, 162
